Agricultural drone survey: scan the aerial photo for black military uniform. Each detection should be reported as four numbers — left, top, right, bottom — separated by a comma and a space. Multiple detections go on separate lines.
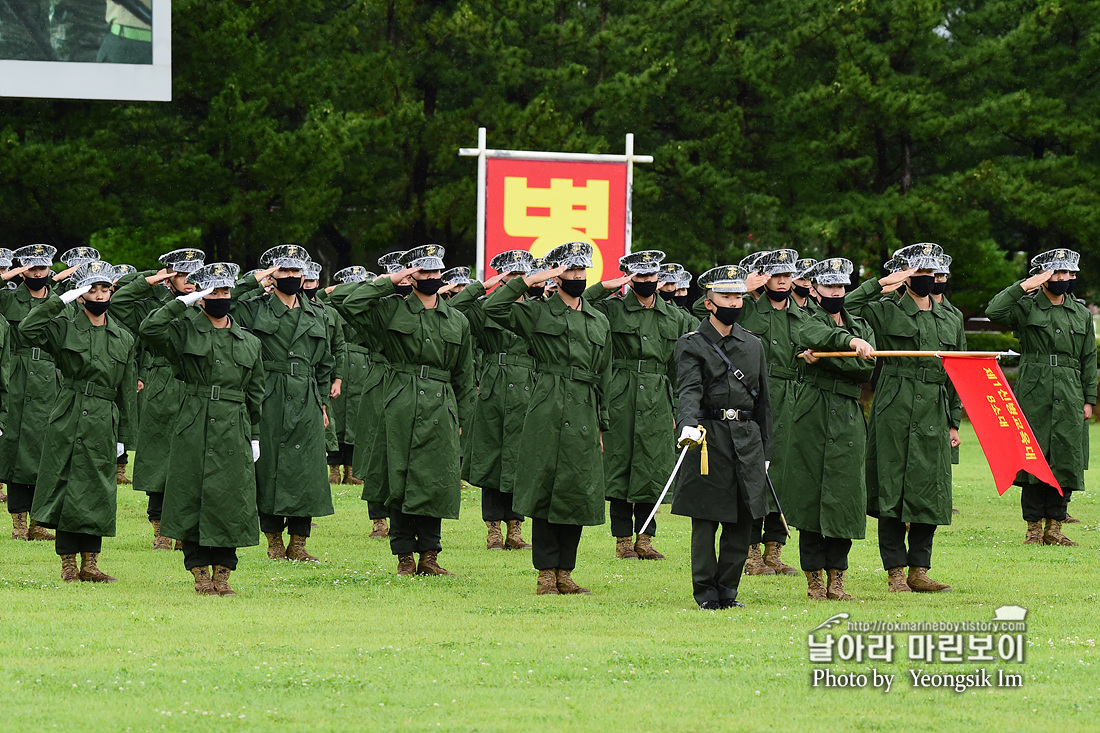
672, 265, 772, 609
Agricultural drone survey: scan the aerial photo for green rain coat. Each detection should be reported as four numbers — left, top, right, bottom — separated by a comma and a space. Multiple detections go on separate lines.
448, 280, 536, 493
484, 277, 611, 526
331, 278, 476, 519
986, 281, 1097, 491
777, 308, 876, 539
22, 296, 136, 536
738, 293, 806, 508
846, 278, 964, 525
140, 299, 265, 547
110, 272, 184, 494
0, 284, 63, 484
583, 284, 685, 504
231, 278, 336, 518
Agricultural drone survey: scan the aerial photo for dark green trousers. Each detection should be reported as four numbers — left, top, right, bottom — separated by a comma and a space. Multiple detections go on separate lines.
482, 487, 523, 522
388, 508, 442, 555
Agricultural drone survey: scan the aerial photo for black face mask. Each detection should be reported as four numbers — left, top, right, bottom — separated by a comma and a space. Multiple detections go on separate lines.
632, 280, 659, 298
558, 279, 587, 298
24, 275, 49, 291
674, 293, 692, 308
302, 286, 319, 300
818, 295, 846, 314
754, 286, 765, 296
710, 304, 742, 326
1046, 280, 1073, 296
659, 290, 676, 303
1066, 278, 1076, 293
908, 275, 935, 297
793, 284, 810, 299
931, 281, 948, 295
275, 276, 302, 295
394, 283, 413, 297
765, 288, 790, 302
527, 285, 545, 299
414, 278, 444, 296
83, 299, 110, 316
203, 298, 232, 319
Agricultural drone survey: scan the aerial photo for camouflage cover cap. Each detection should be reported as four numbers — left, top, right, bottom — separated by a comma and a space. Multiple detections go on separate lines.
698, 265, 749, 294
619, 250, 666, 275
159, 248, 207, 274
188, 262, 241, 291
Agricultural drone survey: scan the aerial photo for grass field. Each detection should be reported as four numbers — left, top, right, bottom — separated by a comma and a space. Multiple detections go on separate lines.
1, 422, 1097, 732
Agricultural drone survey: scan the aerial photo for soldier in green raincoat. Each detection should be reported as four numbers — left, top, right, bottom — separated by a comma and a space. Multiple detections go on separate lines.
929, 254, 967, 471
23, 261, 136, 583
986, 248, 1096, 547
110, 247, 206, 548
326, 262, 394, 539
141, 262, 265, 596
583, 250, 688, 562
737, 249, 807, 577
791, 258, 819, 314
777, 258, 876, 602
657, 263, 697, 329
231, 245, 335, 564
0, 244, 63, 542
483, 241, 612, 597
330, 245, 475, 578
845, 243, 964, 594
301, 262, 347, 487
447, 250, 539, 553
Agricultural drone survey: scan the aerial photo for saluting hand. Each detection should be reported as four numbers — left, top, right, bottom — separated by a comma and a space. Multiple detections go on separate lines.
255, 266, 279, 283
879, 268, 916, 293
1021, 270, 1053, 292
482, 271, 509, 290
601, 273, 634, 290
524, 265, 567, 287
60, 285, 92, 304
389, 267, 421, 284
52, 264, 79, 282
745, 272, 769, 292
1, 264, 30, 281
146, 268, 174, 285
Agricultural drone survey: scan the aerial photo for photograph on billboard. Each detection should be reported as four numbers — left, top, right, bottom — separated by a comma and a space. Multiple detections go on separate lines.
0, 0, 169, 101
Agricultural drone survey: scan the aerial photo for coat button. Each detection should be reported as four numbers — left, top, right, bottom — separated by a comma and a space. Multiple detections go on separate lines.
848, 441, 854, 447
433, 419, 439, 425
82, 410, 88, 416
216, 359, 221, 364
210, 418, 215, 423
419, 390, 425, 395
642, 336, 648, 340
436, 393, 441, 398
295, 444, 300, 449
772, 339, 777, 344
916, 394, 922, 400
425, 338, 431, 343
564, 422, 570, 428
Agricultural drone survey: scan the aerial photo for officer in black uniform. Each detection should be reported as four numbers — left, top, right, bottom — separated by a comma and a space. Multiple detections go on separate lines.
672, 265, 772, 610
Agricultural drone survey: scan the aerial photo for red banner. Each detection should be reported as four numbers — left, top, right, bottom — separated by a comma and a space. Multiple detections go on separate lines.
940, 356, 1061, 496
484, 158, 628, 284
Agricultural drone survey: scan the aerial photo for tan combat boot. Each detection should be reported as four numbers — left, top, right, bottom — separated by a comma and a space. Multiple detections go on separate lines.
907, 566, 951, 592
615, 536, 640, 559
60, 554, 80, 583
634, 533, 666, 560
212, 566, 237, 596
10, 512, 28, 540
328, 465, 341, 485
504, 519, 531, 549
369, 519, 389, 539
342, 465, 363, 486
286, 534, 319, 563
27, 519, 55, 541
1024, 521, 1043, 545
763, 541, 798, 575
887, 566, 911, 592
485, 521, 505, 550
1063, 512, 1081, 524
396, 553, 416, 576
745, 544, 776, 576
537, 569, 559, 595
116, 464, 132, 485
556, 569, 591, 594
826, 569, 853, 600
191, 566, 217, 595
805, 570, 827, 600
151, 520, 173, 550
264, 531, 287, 560
78, 553, 117, 583
416, 551, 454, 576
1043, 518, 1078, 547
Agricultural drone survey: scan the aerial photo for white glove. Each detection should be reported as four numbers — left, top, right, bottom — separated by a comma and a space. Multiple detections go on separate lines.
60, 285, 92, 304
765, 460, 771, 473
178, 287, 215, 306
116, 443, 126, 458
677, 425, 703, 446
251, 440, 260, 462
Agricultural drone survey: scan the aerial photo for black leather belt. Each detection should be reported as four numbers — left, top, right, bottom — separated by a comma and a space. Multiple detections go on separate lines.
698, 408, 748, 421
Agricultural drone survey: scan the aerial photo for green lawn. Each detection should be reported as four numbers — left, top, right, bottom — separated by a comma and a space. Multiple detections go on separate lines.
2, 422, 1096, 732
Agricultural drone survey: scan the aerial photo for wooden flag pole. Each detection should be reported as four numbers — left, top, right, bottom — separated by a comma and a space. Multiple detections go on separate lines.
798, 350, 1015, 359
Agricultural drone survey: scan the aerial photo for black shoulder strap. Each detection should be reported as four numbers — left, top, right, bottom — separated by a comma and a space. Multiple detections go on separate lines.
695, 330, 758, 404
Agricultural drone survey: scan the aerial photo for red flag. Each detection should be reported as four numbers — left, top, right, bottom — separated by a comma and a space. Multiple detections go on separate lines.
940, 356, 1061, 496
